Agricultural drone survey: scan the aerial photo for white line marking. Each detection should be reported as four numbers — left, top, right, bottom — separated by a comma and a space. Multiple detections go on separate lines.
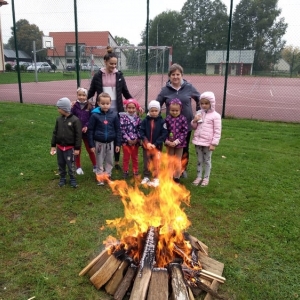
270, 89, 273, 97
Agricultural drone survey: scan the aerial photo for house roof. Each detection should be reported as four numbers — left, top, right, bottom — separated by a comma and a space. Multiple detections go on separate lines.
47, 31, 112, 57
4, 49, 31, 60
206, 50, 255, 64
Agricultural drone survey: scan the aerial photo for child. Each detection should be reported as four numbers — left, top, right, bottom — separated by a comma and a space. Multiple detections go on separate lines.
120, 99, 142, 178
88, 92, 121, 185
191, 92, 222, 187
50, 97, 82, 188
140, 100, 168, 187
71, 87, 97, 175
164, 98, 188, 184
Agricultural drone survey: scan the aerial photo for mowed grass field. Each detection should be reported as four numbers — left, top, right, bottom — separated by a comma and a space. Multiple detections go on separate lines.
0, 102, 299, 300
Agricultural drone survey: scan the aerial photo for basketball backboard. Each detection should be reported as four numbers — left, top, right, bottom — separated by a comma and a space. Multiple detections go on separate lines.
42, 36, 54, 49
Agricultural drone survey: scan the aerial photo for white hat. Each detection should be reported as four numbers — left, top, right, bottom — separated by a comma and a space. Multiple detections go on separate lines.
148, 100, 160, 111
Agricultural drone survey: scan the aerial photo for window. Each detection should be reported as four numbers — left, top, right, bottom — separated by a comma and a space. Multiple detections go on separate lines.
66, 45, 74, 52
66, 59, 73, 64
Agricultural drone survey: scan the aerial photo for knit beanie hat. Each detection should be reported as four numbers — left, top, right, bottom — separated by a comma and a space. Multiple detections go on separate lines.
124, 98, 139, 108
148, 100, 160, 111
57, 97, 71, 113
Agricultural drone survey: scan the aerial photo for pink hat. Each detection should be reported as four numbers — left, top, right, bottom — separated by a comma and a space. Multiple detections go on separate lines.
123, 98, 139, 108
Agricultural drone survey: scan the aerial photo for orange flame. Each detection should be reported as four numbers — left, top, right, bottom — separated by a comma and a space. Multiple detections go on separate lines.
103, 151, 194, 267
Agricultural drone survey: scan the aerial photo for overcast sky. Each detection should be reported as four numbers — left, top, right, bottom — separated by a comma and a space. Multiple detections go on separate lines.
0, 0, 299, 47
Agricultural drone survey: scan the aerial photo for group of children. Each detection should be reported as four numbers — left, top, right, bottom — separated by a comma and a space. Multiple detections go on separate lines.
51, 88, 222, 188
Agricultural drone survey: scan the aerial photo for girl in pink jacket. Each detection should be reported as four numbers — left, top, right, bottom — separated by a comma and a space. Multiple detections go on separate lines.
191, 92, 222, 186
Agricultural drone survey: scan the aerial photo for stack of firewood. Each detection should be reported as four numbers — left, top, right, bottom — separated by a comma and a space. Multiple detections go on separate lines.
79, 229, 226, 300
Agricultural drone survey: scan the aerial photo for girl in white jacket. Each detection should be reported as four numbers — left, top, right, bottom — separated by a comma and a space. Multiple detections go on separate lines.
191, 92, 222, 186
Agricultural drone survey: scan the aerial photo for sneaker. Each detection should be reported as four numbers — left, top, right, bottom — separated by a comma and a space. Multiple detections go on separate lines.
133, 172, 139, 178
76, 167, 84, 175
123, 171, 129, 179
192, 177, 202, 186
114, 164, 121, 171
201, 178, 209, 187
97, 181, 104, 186
141, 177, 150, 185
58, 178, 66, 187
181, 171, 188, 178
148, 178, 159, 187
70, 178, 78, 188
93, 166, 97, 173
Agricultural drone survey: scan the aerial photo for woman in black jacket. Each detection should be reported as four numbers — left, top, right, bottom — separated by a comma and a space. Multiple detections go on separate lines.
87, 46, 133, 170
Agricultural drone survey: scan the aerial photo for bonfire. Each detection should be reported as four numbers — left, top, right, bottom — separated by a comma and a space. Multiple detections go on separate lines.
79, 152, 226, 300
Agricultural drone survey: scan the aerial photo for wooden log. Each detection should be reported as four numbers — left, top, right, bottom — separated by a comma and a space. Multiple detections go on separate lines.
90, 254, 121, 289
78, 248, 109, 276
184, 233, 209, 255
204, 280, 220, 300
105, 260, 130, 295
200, 269, 226, 283
187, 285, 195, 300
88, 250, 111, 277
129, 227, 158, 300
170, 263, 189, 300
198, 252, 224, 276
147, 268, 168, 300
114, 264, 137, 300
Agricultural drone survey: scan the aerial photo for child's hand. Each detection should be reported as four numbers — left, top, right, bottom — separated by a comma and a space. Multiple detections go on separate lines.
74, 150, 80, 156
115, 146, 120, 153
90, 147, 95, 153
82, 126, 87, 133
193, 115, 201, 122
209, 145, 216, 151
50, 147, 56, 155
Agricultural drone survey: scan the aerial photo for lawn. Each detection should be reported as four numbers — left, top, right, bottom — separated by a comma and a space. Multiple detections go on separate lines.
0, 102, 299, 300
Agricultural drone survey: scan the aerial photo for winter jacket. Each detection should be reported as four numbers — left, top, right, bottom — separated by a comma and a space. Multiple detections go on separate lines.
87, 69, 132, 113
71, 101, 93, 137
165, 114, 188, 148
87, 107, 121, 148
191, 92, 221, 146
51, 114, 82, 150
120, 113, 142, 145
140, 115, 168, 151
157, 79, 200, 131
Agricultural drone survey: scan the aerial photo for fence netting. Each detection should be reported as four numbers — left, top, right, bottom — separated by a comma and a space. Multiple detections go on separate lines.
1, 0, 299, 122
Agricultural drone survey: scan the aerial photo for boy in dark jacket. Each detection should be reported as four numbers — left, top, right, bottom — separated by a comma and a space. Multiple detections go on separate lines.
140, 100, 168, 187
88, 92, 121, 185
50, 97, 82, 188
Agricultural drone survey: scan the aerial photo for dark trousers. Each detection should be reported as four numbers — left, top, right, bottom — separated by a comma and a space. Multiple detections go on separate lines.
57, 148, 75, 179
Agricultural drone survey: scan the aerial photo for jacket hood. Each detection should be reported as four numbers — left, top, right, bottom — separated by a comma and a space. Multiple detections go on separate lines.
91, 107, 101, 114
165, 78, 187, 89
100, 67, 118, 74
200, 91, 216, 111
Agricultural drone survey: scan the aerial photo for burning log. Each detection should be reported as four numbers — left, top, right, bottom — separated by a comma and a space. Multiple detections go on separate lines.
129, 226, 158, 300
147, 268, 168, 300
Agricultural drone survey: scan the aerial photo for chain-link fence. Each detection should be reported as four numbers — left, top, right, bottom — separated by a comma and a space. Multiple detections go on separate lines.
1, 0, 299, 122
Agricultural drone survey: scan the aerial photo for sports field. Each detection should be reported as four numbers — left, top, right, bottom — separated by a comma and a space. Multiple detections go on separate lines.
1, 75, 299, 122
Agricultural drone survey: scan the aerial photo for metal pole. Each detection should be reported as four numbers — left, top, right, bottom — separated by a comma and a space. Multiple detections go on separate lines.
11, 0, 23, 103
33, 41, 38, 82
145, 0, 149, 111
222, 0, 233, 119
156, 20, 159, 73
74, 0, 80, 87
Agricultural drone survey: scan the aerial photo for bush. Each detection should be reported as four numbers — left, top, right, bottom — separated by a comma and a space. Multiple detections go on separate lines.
5, 63, 12, 72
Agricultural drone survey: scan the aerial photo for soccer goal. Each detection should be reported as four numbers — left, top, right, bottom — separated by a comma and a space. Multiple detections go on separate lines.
80, 45, 172, 104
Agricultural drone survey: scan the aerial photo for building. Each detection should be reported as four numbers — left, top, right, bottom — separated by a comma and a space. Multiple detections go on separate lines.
206, 50, 255, 76
46, 31, 127, 70
4, 49, 32, 63
273, 58, 290, 73
0, 0, 8, 72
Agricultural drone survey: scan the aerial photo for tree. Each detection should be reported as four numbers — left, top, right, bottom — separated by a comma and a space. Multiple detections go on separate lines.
180, 0, 228, 70
114, 36, 131, 46
8, 19, 45, 60
281, 45, 300, 74
231, 0, 287, 71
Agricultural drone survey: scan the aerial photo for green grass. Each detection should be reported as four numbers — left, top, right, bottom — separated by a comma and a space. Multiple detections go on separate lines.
0, 102, 299, 300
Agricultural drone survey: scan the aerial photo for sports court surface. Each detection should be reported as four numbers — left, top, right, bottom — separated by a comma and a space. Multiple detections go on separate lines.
1, 75, 299, 122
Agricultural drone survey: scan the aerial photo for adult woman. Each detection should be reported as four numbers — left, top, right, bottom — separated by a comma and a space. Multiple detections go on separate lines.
156, 63, 200, 177
87, 46, 133, 170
